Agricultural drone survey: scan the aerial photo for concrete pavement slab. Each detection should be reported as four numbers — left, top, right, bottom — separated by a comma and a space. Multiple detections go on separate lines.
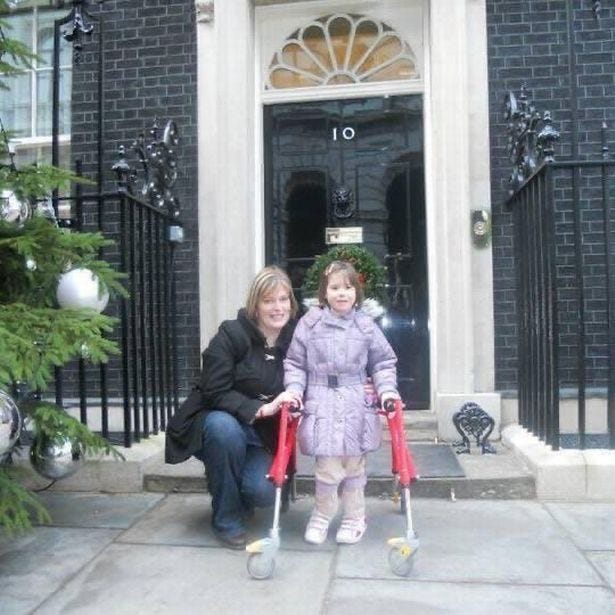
0, 527, 119, 615
34, 542, 334, 615
36, 492, 164, 529
116, 493, 220, 547
545, 503, 615, 550
249, 494, 336, 551
118, 493, 335, 552
588, 553, 615, 590
4, 493, 614, 615
325, 579, 615, 615
335, 499, 603, 584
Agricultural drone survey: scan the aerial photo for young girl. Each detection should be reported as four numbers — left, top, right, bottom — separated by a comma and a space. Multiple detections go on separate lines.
284, 260, 400, 545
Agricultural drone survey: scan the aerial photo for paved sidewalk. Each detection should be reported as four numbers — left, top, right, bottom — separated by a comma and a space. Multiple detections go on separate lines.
1, 493, 615, 614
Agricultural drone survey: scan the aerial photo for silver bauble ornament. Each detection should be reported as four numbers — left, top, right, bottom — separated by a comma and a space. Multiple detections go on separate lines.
56, 268, 110, 313
32, 197, 58, 225
29, 433, 84, 480
0, 190, 31, 225
0, 390, 22, 458
26, 257, 37, 271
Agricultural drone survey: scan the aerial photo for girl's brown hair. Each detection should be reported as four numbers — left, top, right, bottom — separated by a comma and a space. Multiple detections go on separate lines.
245, 266, 298, 321
317, 260, 364, 307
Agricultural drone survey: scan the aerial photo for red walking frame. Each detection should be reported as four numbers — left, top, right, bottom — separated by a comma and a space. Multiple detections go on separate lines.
246, 402, 299, 579
246, 399, 420, 579
381, 398, 420, 576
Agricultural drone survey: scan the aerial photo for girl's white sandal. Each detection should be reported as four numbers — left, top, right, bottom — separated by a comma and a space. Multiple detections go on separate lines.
304, 511, 331, 544
335, 517, 367, 544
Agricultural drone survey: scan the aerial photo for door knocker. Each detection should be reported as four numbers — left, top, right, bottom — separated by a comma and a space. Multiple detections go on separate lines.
332, 186, 355, 220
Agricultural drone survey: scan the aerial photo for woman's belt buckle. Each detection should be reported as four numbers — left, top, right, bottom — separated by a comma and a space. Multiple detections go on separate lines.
327, 375, 339, 388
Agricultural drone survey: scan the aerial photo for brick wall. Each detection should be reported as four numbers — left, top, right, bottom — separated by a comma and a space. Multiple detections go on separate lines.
69, 0, 200, 402
62, 0, 615, 403
486, 1, 615, 392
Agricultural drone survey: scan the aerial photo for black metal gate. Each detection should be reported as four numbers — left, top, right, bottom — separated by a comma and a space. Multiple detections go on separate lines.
47, 1, 182, 446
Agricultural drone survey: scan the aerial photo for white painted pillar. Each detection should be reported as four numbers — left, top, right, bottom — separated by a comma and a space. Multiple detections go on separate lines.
467, 0, 496, 394
429, 0, 474, 392
428, 0, 500, 438
197, 0, 256, 349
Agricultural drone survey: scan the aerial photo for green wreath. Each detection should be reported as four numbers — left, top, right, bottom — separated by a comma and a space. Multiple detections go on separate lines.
303, 245, 386, 303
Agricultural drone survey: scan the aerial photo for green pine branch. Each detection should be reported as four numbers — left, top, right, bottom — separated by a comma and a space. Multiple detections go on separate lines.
0, 467, 52, 535
27, 401, 125, 460
0, 217, 127, 306
0, 3, 37, 91
0, 8, 129, 535
0, 303, 120, 391
0, 157, 86, 199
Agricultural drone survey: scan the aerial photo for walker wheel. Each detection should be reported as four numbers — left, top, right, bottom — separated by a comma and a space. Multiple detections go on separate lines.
247, 552, 275, 580
388, 545, 415, 577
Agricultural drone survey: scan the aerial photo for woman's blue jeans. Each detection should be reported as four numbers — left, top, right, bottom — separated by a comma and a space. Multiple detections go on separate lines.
197, 410, 275, 538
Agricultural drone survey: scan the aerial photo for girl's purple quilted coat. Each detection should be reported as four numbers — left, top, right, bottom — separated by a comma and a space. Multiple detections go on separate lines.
284, 306, 398, 457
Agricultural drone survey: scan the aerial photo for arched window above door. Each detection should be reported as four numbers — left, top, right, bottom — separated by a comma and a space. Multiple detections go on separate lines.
267, 13, 419, 90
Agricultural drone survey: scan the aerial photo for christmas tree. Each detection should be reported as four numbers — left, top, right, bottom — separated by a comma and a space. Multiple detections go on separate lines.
0, 0, 125, 534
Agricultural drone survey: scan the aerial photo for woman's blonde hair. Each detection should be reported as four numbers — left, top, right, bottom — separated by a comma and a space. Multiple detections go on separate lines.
245, 266, 298, 321
317, 260, 364, 307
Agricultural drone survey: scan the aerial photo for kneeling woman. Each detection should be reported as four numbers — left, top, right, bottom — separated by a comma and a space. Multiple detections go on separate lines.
165, 266, 299, 549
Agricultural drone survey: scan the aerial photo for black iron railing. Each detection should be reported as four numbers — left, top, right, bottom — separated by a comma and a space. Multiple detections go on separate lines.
43, 2, 183, 446
50, 132, 182, 447
509, 157, 615, 450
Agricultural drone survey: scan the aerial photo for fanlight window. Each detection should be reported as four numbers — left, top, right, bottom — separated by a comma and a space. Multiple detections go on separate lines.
267, 13, 419, 90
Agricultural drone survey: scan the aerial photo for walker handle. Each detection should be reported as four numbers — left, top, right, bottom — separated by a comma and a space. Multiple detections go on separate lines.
267, 402, 300, 488
380, 399, 418, 487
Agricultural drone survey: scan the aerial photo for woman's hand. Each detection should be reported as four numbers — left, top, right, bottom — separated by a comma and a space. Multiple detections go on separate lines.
255, 391, 302, 419
363, 378, 377, 407
363, 378, 376, 398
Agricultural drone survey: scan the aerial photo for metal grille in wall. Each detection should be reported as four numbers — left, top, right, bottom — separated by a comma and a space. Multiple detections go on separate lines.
48, 1, 182, 446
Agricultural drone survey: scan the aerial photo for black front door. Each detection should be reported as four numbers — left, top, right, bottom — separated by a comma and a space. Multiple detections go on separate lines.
264, 95, 429, 408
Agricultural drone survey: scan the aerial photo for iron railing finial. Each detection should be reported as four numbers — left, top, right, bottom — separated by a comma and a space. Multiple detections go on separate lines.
504, 86, 560, 195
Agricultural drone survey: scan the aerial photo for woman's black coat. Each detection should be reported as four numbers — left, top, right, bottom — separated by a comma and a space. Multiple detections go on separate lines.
165, 309, 295, 464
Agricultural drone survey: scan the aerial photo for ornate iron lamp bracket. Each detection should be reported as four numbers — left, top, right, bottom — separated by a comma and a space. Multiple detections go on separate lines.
504, 85, 560, 195
60, 1, 95, 63
112, 119, 181, 222
452, 402, 497, 455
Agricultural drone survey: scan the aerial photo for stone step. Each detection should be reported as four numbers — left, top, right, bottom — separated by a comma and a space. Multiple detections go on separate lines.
401, 409, 438, 428
13, 424, 529, 500
383, 409, 438, 442
144, 472, 535, 500
143, 441, 536, 500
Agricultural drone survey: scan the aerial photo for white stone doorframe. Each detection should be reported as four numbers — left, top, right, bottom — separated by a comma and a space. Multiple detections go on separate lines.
195, 0, 501, 440
427, 0, 501, 439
